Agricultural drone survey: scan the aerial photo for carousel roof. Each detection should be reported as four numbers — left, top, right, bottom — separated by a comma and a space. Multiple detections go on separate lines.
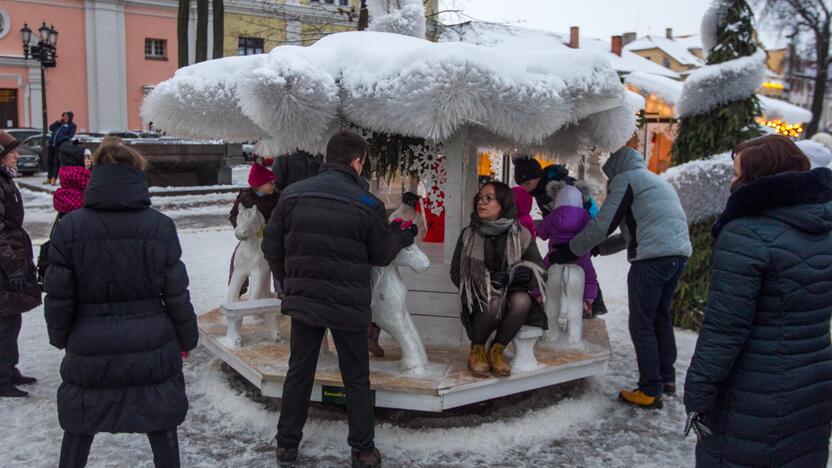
141, 31, 637, 156
624, 71, 813, 123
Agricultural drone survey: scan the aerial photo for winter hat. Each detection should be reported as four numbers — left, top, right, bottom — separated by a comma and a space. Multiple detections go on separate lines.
65, 111, 74, 121
248, 162, 275, 187
542, 163, 570, 182
811, 132, 832, 152
554, 184, 583, 209
796, 140, 832, 169
513, 156, 543, 184
0, 130, 20, 160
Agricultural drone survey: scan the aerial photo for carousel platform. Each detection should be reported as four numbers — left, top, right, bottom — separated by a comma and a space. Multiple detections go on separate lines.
197, 308, 611, 412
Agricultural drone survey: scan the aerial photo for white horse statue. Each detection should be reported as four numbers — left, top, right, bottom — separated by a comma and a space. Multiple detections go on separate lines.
543, 263, 585, 348
371, 243, 431, 374
227, 206, 271, 303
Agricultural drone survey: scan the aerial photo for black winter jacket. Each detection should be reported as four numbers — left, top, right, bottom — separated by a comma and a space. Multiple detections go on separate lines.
0, 168, 41, 316
262, 163, 401, 331
685, 169, 832, 467
43, 164, 198, 434
272, 151, 322, 191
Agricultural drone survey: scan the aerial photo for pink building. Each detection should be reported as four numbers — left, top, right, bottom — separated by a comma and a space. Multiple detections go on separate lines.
0, 0, 179, 132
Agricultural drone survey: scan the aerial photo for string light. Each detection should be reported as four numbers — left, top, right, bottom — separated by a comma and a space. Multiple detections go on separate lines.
756, 117, 804, 138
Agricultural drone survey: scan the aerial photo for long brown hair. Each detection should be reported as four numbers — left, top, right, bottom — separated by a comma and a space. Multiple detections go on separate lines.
731, 134, 810, 192
93, 142, 148, 171
471, 181, 517, 225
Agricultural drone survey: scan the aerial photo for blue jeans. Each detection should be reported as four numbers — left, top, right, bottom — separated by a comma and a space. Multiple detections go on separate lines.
627, 256, 686, 397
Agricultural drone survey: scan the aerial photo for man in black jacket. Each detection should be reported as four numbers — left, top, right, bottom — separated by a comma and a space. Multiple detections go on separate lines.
262, 130, 415, 468
271, 149, 322, 191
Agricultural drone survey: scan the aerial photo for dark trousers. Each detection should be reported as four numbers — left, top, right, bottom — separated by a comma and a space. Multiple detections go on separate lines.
0, 314, 22, 387
627, 256, 686, 397
59, 430, 180, 468
277, 318, 374, 452
47, 146, 60, 179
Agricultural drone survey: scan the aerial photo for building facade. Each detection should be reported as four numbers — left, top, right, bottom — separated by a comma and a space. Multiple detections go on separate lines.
0, 0, 365, 133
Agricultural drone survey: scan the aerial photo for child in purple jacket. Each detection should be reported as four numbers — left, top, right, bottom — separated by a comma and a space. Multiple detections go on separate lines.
537, 184, 599, 316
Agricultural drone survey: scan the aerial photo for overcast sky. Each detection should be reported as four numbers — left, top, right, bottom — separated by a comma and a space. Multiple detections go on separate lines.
440, 0, 784, 48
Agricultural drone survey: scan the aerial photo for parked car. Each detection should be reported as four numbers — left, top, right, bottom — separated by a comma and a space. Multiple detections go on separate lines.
105, 130, 162, 139
16, 144, 42, 176
4, 128, 42, 143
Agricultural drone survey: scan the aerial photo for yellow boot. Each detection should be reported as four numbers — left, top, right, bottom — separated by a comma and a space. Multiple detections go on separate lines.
467, 345, 490, 378
488, 343, 511, 377
619, 388, 663, 409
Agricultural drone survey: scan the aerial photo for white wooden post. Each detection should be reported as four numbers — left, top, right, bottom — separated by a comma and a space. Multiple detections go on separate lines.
443, 127, 479, 262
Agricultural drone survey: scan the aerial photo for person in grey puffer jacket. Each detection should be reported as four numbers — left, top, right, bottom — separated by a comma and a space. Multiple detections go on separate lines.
549, 137, 691, 409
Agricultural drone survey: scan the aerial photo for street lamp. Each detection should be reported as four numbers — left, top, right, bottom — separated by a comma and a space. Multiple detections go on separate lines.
20, 21, 58, 173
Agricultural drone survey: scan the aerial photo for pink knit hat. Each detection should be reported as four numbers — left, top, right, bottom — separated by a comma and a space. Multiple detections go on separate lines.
248, 163, 275, 187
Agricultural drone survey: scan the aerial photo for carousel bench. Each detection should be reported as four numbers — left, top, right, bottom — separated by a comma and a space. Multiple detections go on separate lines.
220, 298, 282, 347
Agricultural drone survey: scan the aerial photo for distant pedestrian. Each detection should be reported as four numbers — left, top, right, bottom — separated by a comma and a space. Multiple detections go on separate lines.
271, 150, 322, 191
44, 142, 198, 468
0, 130, 41, 399
46, 111, 77, 185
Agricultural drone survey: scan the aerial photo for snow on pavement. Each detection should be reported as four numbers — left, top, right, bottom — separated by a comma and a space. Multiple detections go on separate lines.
2, 226, 715, 467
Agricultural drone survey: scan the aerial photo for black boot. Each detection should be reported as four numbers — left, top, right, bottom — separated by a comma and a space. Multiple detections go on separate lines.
0, 385, 29, 398
592, 288, 608, 317
276, 447, 298, 467
367, 323, 384, 358
351, 448, 381, 468
13, 368, 37, 385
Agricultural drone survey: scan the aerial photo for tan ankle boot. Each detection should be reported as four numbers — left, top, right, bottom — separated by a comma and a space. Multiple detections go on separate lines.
488, 343, 511, 377
467, 345, 490, 377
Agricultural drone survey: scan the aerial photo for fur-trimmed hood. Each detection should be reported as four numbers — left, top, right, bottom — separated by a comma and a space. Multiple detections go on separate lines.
546, 179, 592, 205
712, 168, 832, 238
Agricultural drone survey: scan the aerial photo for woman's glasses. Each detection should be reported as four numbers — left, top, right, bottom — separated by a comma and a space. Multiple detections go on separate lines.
477, 194, 497, 204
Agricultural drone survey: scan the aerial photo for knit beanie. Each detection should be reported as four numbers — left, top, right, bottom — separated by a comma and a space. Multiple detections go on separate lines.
554, 184, 583, 209
513, 156, 543, 185
248, 162, 275, 187
796, 140, 832, 169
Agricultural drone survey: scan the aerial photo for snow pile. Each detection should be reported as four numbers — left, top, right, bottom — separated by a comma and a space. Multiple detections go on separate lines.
701, 0, 731, 53
143, 31, 635, 155
368, 0, 426, 39
624, 72, 683, 106
677, 49, 766, 118
663, 151, 732, 224
758, 95, 813, 123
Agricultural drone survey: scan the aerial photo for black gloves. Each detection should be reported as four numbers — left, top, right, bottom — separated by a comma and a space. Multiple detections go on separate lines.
511, 267, 532, 286
590, 246, 601, 257
391, 219, 419, 248
7, 270, 26, 293
684, 410, 712, 441
490, 271, 508, 290
401, 191, 420, 208
548, 245, 578, 264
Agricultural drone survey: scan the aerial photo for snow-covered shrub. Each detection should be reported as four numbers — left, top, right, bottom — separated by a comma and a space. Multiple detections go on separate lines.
368, 0, 426, 39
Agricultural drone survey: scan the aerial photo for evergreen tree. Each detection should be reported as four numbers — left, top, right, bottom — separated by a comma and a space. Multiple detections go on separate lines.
670, 0, 764, 330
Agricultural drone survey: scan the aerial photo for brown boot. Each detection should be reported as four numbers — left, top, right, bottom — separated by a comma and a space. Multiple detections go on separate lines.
488, 343, 511, 377
367, 323, 385, 357
467, 345, 490, 377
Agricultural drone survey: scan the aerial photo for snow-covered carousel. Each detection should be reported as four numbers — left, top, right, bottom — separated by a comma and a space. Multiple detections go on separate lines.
141, 23, 638, 412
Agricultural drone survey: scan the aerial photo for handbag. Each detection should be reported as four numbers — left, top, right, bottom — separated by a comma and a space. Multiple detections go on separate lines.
36, 213, 61, 286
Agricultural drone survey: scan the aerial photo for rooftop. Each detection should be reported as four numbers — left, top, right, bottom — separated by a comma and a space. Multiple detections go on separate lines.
624, 35, 705, 67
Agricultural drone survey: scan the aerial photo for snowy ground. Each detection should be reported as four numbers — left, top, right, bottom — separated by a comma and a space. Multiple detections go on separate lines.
4, 182, 711, 467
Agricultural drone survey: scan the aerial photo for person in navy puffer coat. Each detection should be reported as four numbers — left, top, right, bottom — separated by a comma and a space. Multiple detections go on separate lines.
44, 142, 198, 468
685, 134, 832, 467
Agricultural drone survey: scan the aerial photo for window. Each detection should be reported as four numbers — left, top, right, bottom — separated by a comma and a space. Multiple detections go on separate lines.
144, 38, 167, 60
238, 36, 264, 56
339, 0, 348, 5
0, 8, 10, 40
662, 57, 671, 68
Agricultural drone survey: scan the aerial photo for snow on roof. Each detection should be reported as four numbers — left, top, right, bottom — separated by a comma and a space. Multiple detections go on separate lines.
440, 21, 680, 79
142, 31, 636, 155
624, 35, 705, 67
625, 70, 811, 123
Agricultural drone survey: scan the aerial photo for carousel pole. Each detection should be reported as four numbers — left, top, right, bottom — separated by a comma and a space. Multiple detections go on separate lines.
442, 126, 478, 262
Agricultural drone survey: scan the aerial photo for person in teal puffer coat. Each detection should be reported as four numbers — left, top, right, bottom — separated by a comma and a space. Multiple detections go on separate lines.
684, 134, 832, 467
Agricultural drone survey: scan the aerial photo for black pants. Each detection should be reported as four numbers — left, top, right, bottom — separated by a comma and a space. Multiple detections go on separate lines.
59, 430, 180, 468
627, 256, 686, 397
277, 318, 374, 452
0, 314, 22, 387
47, 146, 60, 179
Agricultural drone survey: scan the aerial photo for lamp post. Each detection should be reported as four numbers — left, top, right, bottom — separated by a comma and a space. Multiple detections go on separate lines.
20, 21, 58, 169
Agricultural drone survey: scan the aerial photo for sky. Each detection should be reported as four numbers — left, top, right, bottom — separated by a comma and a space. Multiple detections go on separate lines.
440, 0, 784, 48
